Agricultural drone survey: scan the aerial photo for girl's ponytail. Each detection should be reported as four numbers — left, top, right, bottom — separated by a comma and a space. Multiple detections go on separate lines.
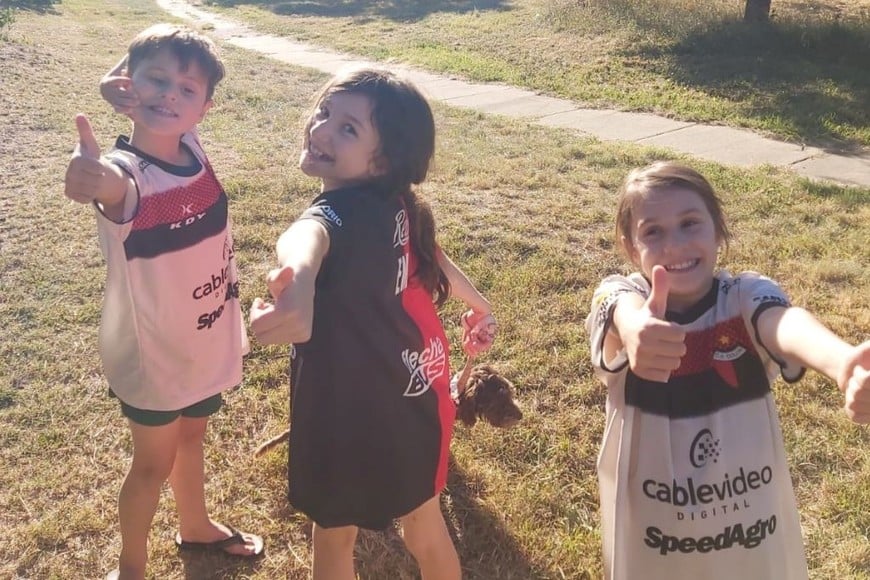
401, 188, 450, 307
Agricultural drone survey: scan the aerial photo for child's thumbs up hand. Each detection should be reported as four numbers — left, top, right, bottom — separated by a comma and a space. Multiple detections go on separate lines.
64, 114, 106, 204
618, 266, 686, 383
840, 340, 870, 424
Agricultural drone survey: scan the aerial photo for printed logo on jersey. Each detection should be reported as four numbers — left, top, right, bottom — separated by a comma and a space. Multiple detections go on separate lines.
690, 429, 721, 468
711, 332, 747, 388
641, 427, 774, 525
222, 236, 235, 262
195, 264, 240, 330
393, 209, 409, 248
138, 159, 151, 172
192, 265, 239, 303
394, 209, 410, 295
645, 515, 777, 555
401, 337, 447, 397
319, 205, 343, 227
396, 253, 409, 295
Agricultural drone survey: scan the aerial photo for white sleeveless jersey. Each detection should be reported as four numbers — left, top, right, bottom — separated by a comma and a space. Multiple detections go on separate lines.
586, 271, 808, 580
95, 132, 247, 411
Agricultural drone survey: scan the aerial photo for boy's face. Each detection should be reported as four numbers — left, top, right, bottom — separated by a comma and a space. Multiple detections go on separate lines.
128, 48, 213, 136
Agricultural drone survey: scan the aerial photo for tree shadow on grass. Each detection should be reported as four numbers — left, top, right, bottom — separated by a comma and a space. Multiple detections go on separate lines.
633, 16, 870, 153
204, 0, 508, 23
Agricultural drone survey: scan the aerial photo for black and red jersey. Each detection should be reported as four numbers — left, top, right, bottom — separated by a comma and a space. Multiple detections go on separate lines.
287, 185, 454, 530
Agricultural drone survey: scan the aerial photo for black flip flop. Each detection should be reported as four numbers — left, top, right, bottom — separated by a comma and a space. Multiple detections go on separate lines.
174, 526, 264, 557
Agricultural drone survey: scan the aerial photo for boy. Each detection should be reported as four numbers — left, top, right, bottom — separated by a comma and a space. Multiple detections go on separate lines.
63, 24, 262, 580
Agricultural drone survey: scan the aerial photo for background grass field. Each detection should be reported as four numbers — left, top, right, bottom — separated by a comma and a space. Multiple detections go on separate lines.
0, 0, 868, 578
200, 0, 870, 150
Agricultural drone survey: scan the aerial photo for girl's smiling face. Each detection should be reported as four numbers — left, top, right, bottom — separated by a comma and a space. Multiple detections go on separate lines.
623, 186, 722, 312
299, 91, 384, 192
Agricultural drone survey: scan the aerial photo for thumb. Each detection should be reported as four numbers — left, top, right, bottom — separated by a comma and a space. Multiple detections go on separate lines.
75, 113, 101, 159
267, 265, 295, 299
645, 265, 670, 319
838, 340, 870, 393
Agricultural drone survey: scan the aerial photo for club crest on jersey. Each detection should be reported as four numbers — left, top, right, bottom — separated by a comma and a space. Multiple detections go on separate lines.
393, 209, 409, 248
401, 337, 447, 397
712, 333, 746, 388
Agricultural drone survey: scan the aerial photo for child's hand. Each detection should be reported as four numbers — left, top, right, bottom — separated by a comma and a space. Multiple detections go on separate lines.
64, 114, 105, 204
266, 265, 295, 300
838, 340, 870, 424
618, 266, 686, 383
101, 73, 139, 117
461, 310, 496, 357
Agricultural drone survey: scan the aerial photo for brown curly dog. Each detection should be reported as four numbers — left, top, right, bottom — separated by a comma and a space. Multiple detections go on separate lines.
454, 364, 522, 428
254, 364, 521, 457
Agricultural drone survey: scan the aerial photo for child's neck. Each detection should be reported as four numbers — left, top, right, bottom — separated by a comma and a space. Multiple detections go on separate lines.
129, 126, 192, 166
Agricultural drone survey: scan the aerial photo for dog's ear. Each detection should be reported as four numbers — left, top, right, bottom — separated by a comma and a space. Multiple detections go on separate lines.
456, 396, 478, 427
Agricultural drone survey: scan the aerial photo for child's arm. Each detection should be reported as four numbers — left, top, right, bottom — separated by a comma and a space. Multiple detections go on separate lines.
436, 248, 495, 356
63, 114, 128, 221
606, 266, 686, 382
249, 220, 330, 345
100, 55, 139, 116
756, 305, 870, 423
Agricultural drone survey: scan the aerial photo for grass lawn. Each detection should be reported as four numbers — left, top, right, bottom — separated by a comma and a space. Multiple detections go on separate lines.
199, 0, 870, 151
0, 0, 868, 578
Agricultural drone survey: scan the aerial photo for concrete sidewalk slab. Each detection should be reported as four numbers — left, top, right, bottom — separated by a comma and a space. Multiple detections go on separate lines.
416, 78, 508, 101
156, 0, 870, 189
638, 125, 818, 168
452, 93, 579, 119
541, 110, 693, 142
792, 153, 870, 188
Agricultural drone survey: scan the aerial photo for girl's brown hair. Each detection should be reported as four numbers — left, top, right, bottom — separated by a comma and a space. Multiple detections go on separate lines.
305, 68, 449, 306
616, 161, 731, 258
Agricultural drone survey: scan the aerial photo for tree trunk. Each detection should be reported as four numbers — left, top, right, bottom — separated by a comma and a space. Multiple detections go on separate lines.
744, 0, 772, 22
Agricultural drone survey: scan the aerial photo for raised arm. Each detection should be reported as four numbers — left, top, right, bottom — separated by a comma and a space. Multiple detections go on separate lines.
63, 114, 128, 221
100, 55, 139, 116
757, 306, 870, 423
249, 219, 330, 345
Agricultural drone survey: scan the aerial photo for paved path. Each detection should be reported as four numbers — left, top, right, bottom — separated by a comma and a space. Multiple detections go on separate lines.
158, 0, 870, 188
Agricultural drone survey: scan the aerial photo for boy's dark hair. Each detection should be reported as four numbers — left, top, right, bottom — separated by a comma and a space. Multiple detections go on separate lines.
306, 67, 449, 306
127, 23, 225, 100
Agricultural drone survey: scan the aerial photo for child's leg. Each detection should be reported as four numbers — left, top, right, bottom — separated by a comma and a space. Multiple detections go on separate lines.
399, 495, 461, 580
311, 523, 358, 580
118, 419, 182, 580
168, 415, 260, 556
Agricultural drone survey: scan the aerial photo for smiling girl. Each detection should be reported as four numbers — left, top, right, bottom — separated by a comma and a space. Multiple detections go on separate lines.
585, 161, 869, 580
250, 67, 495, 580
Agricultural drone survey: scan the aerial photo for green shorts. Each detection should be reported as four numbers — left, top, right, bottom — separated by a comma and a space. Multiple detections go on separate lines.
115, 392, 223, 427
